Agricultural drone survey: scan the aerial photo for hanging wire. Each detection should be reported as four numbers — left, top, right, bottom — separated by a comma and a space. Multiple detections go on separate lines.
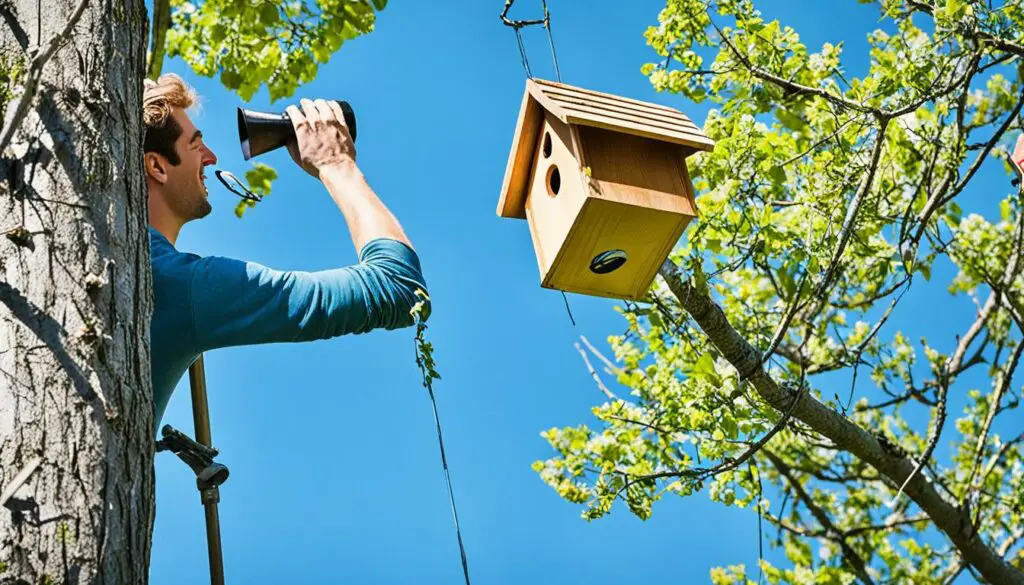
541, 1, 563, 82
425, 377, 472, 585
514, 27, 533, 78
501, 1, 573, 324
500, 0, 563, 82
412, 299, 471, 585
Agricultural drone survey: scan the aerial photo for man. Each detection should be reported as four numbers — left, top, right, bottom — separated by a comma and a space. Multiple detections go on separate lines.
143, 74, 428, 424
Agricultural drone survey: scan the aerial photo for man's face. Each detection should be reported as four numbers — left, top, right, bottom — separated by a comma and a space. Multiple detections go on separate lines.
158, 108, 218, 221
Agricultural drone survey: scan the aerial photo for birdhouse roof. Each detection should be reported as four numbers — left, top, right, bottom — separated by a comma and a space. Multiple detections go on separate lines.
497, 78, 715, 219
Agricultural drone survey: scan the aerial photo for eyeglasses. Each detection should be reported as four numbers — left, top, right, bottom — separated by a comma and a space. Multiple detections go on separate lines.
214, 169, 262, 202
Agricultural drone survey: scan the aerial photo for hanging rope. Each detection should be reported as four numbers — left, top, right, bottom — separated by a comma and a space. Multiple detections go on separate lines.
500, 0, 563, 82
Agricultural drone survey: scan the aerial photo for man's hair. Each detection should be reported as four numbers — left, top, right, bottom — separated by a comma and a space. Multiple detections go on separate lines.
143, 74, 198, 166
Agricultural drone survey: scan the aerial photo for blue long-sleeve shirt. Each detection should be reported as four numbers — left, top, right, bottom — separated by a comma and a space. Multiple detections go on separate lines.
149, 227, 428, 424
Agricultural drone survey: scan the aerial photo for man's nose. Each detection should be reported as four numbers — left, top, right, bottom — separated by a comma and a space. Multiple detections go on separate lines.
202, 146, 218, 166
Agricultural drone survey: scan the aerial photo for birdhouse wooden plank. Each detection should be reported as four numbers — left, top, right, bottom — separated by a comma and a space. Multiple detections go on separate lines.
497, 79, 714, 300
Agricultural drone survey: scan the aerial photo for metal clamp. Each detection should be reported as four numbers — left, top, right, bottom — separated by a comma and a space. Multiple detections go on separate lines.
156, 425, 230, 490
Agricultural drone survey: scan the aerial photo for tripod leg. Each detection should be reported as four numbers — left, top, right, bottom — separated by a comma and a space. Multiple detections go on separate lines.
202, 487, 225, 585
189, 355, 226, 585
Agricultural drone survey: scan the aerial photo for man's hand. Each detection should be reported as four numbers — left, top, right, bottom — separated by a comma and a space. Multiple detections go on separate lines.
285, 98, 356, 179
1012, 134, 1024, 183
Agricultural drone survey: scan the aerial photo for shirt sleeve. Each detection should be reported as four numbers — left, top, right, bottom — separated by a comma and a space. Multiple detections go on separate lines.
188, 238, 429, 352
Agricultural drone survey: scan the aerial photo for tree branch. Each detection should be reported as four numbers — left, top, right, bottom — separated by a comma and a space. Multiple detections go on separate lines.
657, 259, 1024, 585
963, 341, 1024, 500
147, 0, 171, 79
709, 18, 879, 115
575, 341, 618, 401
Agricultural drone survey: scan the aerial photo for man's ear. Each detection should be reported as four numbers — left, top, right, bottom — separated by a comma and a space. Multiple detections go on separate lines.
144, 152, 169, 184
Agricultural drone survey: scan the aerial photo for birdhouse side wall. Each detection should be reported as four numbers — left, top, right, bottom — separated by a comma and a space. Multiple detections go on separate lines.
524, 113, 587, 280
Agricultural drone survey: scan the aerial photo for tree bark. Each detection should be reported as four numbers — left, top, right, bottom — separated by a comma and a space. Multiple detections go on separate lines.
0, 0, 153, 583
659, 260, 1024, 585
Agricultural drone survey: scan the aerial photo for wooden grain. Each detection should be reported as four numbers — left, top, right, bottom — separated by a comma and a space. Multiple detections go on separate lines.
524, 113, 586, 280
497, 86, 544, 219
555, 100, 709, 141
579, 125, 698, 216
544, 198, 691, 300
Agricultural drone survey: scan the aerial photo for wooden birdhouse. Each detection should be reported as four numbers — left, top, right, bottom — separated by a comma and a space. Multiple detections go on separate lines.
497, 79, 715, 300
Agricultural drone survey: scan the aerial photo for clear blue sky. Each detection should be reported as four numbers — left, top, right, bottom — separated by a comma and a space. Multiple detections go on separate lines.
149, 2, 1015, 583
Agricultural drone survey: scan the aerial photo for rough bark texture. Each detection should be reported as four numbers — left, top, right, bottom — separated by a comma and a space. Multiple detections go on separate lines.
659, 260, 1024, 585
0, 0, 153, 583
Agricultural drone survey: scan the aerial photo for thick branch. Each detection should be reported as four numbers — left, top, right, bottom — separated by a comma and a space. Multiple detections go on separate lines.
147, 0, 170, 79
658, 259, 1024, 585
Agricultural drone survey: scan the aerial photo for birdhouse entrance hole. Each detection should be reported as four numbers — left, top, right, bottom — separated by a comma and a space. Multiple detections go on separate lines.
546, 165, 561, 197
589, 249, 627, 274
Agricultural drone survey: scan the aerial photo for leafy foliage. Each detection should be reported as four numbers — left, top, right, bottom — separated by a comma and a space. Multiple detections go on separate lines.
412, 289, 440, 388
234, 162, 278, 218
535, 1, 1024, 583
166, 0, 386, 102
0, 51, 25, 122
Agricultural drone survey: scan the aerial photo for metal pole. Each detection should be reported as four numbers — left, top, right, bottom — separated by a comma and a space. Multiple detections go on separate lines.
188, 354, 225, 585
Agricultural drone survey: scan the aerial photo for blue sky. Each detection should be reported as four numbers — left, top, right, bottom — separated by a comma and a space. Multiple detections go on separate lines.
149, 2, 1018, 583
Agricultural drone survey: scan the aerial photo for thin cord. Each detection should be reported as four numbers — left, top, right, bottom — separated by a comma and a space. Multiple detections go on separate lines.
515, 27, 533, 78
561, 291, 576, 326
426, 383, 471, 585
541, 0, 562, 82
501, 0, 563, 82
413, 299, 471, 585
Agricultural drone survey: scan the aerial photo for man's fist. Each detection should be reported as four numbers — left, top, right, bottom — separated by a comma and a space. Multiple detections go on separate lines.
1012, 134, 1024, 181
285, 98, 356, 179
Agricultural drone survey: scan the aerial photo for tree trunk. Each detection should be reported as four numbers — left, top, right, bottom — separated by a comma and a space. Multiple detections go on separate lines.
0, 0, 153, 583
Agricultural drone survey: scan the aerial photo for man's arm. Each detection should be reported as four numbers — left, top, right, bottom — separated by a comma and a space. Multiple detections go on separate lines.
188, 239, 427, 352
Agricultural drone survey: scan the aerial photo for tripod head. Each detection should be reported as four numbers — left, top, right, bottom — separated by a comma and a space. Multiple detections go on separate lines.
156, 425, 230, 489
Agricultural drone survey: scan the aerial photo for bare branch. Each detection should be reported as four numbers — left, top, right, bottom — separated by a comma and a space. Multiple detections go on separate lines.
575, 341, 618, 401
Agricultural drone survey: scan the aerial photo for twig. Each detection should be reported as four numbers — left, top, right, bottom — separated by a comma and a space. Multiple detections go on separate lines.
0, 0, 90, 153
0, 456, 41, 507
708, 18, 877, 115
499, 0, 545, 28
579, 335, 618, 375
963, 342, 1024, 498
575, 342, 618, 400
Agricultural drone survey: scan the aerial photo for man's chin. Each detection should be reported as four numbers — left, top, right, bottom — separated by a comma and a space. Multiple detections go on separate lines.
195, 199, 213, 219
